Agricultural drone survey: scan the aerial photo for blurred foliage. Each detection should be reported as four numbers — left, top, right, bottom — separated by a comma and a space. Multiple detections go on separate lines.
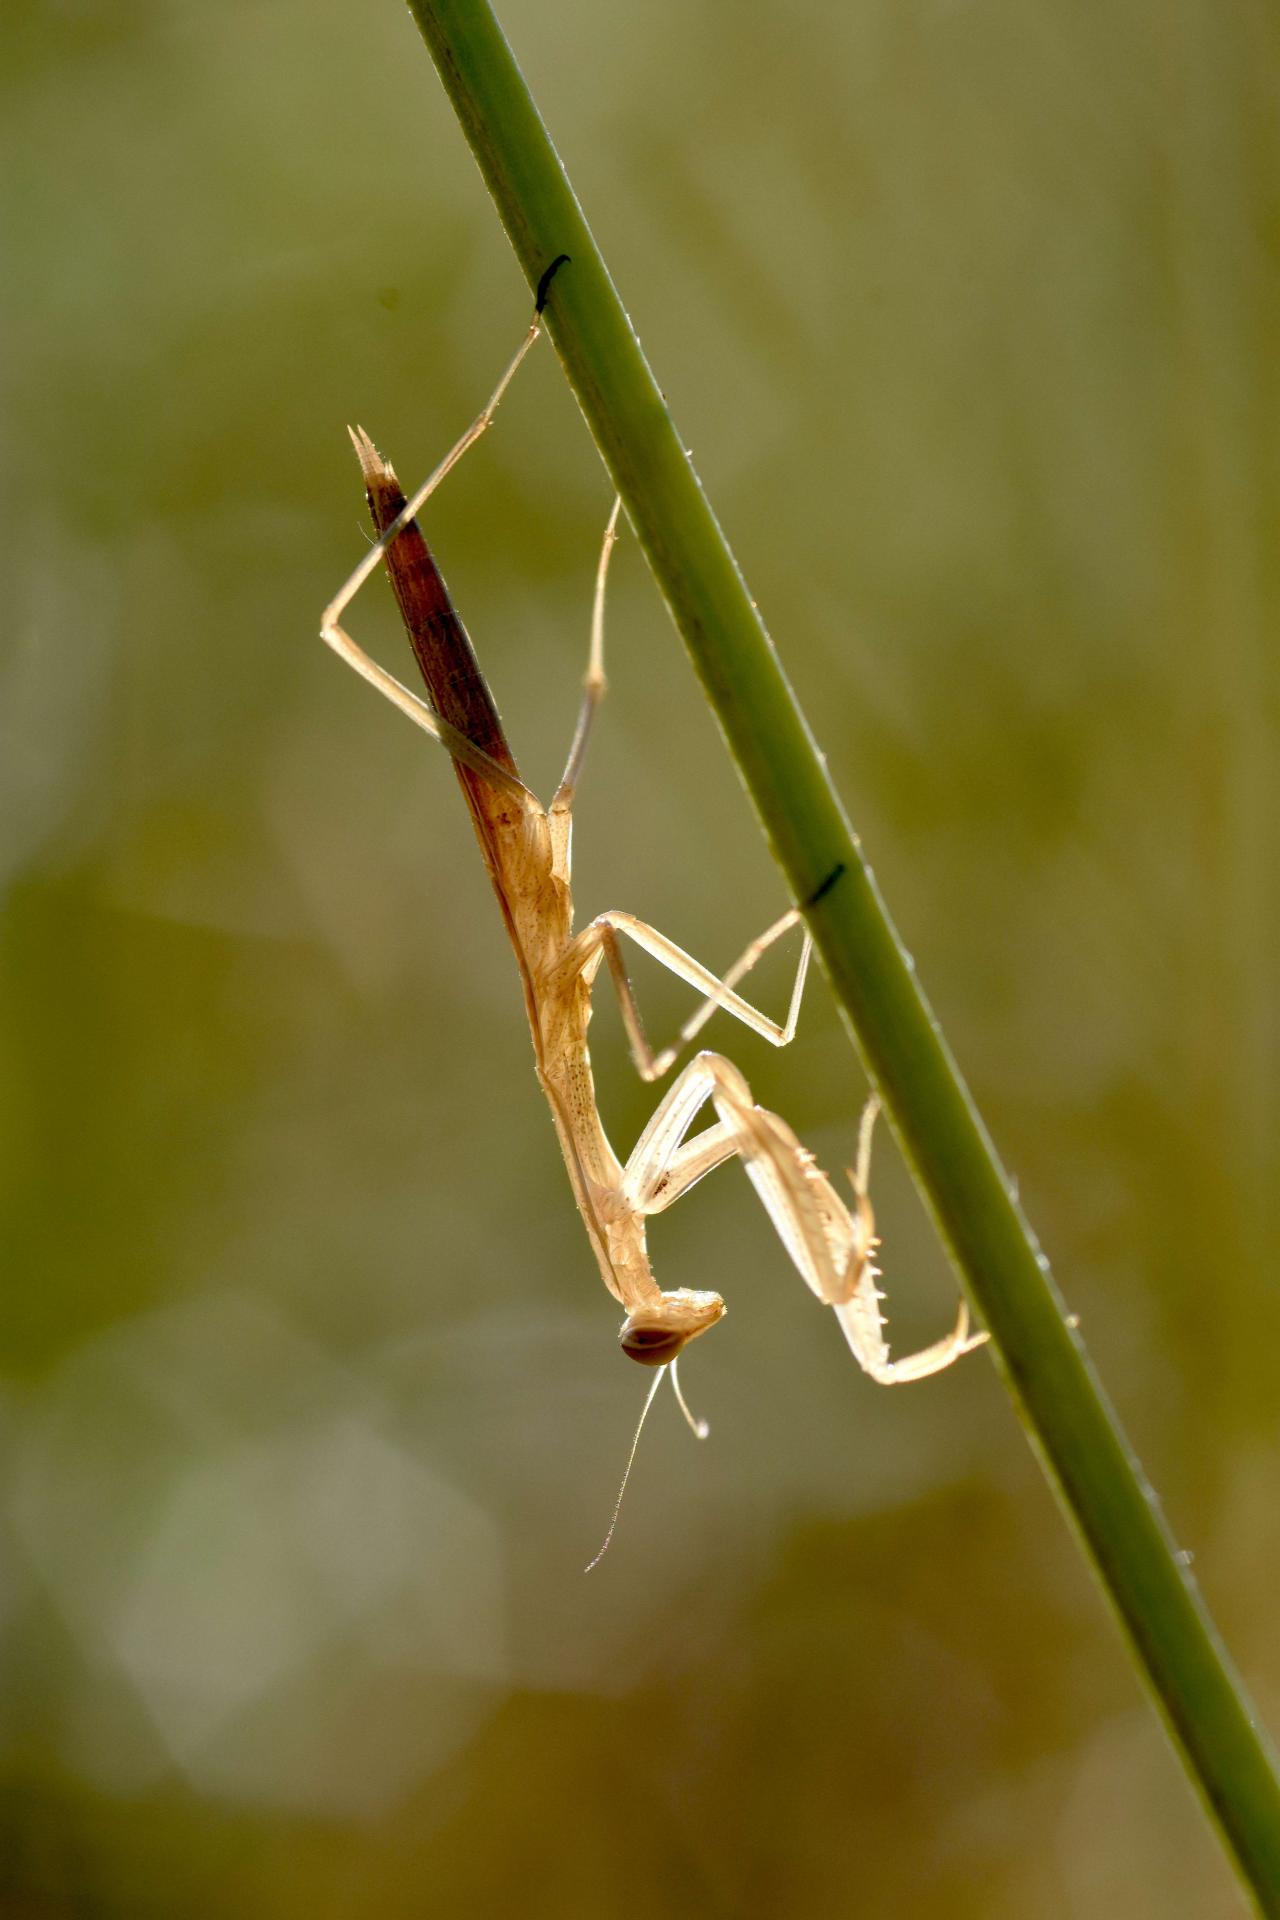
1, 0, 1277, 1913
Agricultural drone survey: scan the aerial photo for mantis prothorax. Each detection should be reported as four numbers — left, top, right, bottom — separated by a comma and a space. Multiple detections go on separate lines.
319, 286, 986, 1547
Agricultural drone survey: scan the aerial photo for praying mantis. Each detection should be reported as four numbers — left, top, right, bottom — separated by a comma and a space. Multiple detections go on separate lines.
319, 275, 986, 1487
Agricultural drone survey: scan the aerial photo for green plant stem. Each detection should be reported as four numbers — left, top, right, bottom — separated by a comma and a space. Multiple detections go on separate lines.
401, 0, 1280, 1904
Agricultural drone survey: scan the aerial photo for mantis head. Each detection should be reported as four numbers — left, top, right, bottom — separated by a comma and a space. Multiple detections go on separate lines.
618, 1287, 726, 1366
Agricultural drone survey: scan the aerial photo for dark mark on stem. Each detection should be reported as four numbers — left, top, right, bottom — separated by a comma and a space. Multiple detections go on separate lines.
806, 862, 846, 907
536, 254, 571, 312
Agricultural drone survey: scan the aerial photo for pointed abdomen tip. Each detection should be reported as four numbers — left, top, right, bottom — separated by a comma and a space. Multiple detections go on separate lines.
348, 425, 396, 488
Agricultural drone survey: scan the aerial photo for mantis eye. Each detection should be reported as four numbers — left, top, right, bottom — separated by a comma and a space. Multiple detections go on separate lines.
619, 1324, 688, 1367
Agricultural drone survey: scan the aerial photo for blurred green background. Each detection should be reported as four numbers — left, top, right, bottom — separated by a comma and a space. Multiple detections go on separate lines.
3, 1, 1278, 1913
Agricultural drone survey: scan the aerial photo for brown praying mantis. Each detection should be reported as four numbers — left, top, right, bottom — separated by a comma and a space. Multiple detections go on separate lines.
320, 280, 986, 1533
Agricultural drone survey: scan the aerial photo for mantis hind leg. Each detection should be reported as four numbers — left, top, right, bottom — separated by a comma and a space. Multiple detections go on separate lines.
322, 316, 543, 645
553, 495, 623, 808
317, 315, 545, 805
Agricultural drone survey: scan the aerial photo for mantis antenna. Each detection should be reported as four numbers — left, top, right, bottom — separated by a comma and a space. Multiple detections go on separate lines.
585, 1367, 667, 1573
669, 1357, 710, 1441
584, 1362, 710, 1573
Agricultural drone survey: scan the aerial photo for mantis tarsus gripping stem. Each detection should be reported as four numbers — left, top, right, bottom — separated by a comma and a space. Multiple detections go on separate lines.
319, 299, 987, 1554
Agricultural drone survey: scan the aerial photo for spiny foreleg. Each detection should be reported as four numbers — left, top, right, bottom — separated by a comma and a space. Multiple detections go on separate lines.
623, 1053, 986, 1383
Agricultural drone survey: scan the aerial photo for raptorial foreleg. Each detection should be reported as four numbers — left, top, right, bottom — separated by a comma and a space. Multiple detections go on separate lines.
621, 1053, 986, 1384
